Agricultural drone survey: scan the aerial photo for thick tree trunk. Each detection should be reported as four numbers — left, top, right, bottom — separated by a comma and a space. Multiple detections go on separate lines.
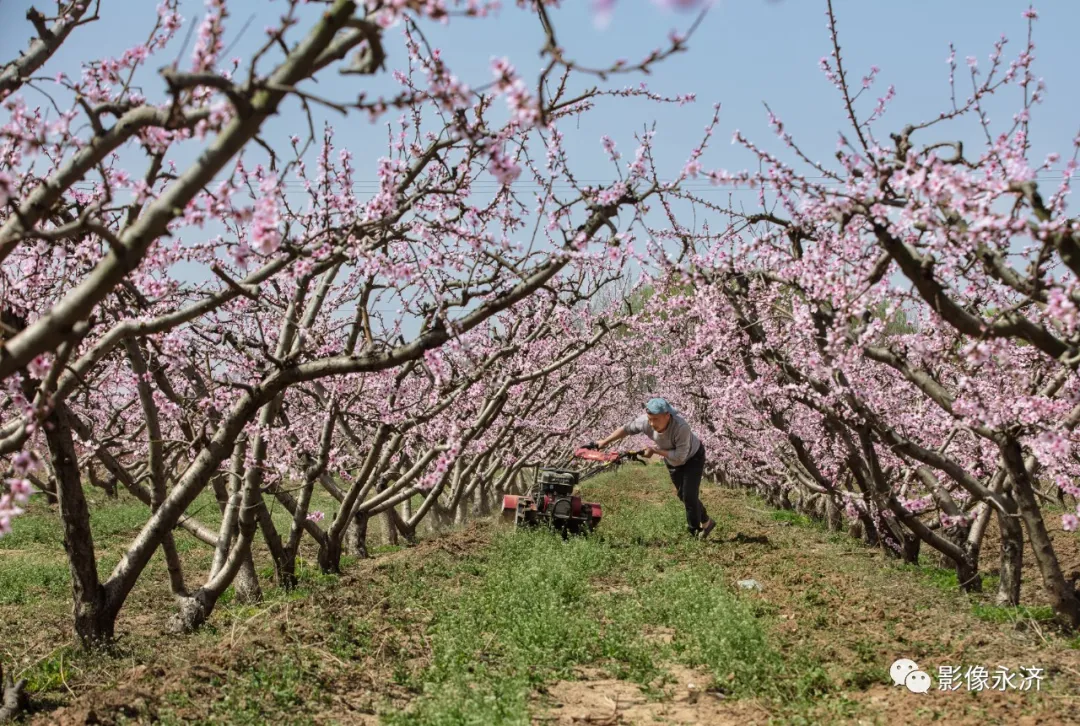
1001, 440, 1080, 628
233, 558, 262, 604
345, 511, 369, 559
825, 495, 844, 532
45, 405, 114, 648
901, 531, 921, 565
996, 510, 1024, 607
453, 496, 470, 526
965, 473, 1019, 605
388, 504, 417, 544
318, 536, 342, 575
477, 481, 494, 518
168, 591, 216, 634
320, 504, 363, 574
857, 509, 878, 546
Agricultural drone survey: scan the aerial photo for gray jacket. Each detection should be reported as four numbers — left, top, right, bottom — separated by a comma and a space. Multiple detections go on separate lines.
624, 411, 701, 467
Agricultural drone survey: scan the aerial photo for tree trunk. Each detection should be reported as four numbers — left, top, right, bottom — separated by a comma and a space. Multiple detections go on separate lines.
384, 507, 399, 546
168, 460, 263, 634
211, 474, 262, 604
453, 497, 469, 526
387, 504, 417, 544
318, 536, 342, 575
254, 498, 295, 590
1001, 439, 1080, 628
858, 510, 879, 547
345, 511, 369, 559
825, 495, 844, 532
233, 558, 262, 604
996, 510, 1024, 607
45, 405, 114, 648
320, 505, 366, 574
901, 531, 921, 565
168, 591, 215, 634
477, 481, 494, 518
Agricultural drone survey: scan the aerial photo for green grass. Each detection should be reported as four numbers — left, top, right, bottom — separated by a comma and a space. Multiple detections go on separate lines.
378, 466, 829, 725
0, 553, 71, 605
900, 562, 960, 592
204, 650, 332, 725
770, 510, 813, 528
971, 604, 1057, 624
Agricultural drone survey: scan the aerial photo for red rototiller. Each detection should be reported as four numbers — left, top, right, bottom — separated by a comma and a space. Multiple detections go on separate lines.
501, 448, 648, 535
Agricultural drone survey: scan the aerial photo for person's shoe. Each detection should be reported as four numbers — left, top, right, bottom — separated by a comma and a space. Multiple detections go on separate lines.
698, 519, 716, 541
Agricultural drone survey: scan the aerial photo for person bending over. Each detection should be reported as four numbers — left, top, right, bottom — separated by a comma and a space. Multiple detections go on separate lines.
585, 398, 716, 540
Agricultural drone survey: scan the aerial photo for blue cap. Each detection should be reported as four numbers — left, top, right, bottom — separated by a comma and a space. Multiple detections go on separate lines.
645, 398, 671, 415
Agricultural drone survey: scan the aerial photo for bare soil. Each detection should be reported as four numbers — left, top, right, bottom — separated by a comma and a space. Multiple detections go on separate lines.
534, 665, 771, 726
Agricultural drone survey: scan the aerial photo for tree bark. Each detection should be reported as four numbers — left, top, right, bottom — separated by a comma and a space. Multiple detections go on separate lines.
345, 511, 369, 559
44, 404, 115, 648
255, 498, 295, 589
233, 557, 263, 605
384, 507, 399, 546
996, 507, 1024, 607
210, 474, 262, 604
168, 446, 263, 633
1001, 438, 1080, 627
825, 495, 844, 532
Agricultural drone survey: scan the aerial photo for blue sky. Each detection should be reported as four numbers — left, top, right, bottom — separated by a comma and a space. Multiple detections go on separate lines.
3, 0, 1078, 325
5, 0, 1075, 187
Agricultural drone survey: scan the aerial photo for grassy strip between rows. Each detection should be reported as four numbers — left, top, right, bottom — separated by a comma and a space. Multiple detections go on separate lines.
374, 468, 830, 725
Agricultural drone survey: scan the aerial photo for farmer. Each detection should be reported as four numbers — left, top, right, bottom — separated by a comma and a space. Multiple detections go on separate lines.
585, 398, 716, 540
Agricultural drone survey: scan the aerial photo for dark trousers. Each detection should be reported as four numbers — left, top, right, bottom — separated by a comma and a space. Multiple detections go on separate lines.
667, 443, 708, 534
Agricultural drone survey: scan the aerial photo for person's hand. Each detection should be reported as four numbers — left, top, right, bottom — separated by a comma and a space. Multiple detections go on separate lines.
581, 441, 600, 450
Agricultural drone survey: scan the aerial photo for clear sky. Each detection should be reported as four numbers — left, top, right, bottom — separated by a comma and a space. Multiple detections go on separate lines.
4, 0, 1076, 186
2, 0, 1078, 322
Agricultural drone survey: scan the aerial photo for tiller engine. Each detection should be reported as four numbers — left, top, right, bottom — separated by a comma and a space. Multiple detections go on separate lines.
501, 448, 647, 535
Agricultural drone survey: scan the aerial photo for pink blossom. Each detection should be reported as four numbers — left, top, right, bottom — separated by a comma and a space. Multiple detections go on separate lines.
7, 479, 33, 505
488, 147, 521, 186
11, 451, 40, 476
249, 175, 282, 255
27, 355, 51, 379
